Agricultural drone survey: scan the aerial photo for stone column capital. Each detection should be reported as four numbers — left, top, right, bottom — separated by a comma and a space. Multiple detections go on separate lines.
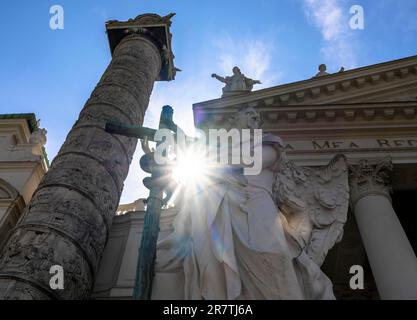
349, 157, 393, 206
106, 13, 178, 81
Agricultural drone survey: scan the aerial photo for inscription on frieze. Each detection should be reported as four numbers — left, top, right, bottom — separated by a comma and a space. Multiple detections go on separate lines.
283, 137, 417, 151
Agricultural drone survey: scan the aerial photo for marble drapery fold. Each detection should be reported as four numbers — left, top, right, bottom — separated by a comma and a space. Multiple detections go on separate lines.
153, 133, 345, 300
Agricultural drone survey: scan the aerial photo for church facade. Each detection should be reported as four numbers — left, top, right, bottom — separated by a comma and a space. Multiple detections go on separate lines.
92, 54, 417, 300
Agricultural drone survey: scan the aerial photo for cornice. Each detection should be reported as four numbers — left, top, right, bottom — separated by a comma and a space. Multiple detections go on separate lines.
0, 113, 38, 133
196, 101, 417, 135
0, 161, 44, 170
0, 119, 33, 144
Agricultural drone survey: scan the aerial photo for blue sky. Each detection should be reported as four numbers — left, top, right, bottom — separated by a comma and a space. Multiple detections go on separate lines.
1, 0, 416, 203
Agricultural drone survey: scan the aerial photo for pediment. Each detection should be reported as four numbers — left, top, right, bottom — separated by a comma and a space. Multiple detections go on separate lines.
193, 54, 417, 119
356, 89, 417, 103
386, 95, 417, 102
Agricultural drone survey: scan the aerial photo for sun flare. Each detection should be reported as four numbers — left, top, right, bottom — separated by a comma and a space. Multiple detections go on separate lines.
172, 151, 209, 185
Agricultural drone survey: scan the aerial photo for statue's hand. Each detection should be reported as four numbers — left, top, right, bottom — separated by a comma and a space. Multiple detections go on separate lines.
254, 80, 262, 84
211, 73, 217, 78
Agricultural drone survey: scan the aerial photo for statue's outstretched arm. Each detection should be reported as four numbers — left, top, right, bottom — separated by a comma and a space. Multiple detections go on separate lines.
244, 78, 262, 91
211, 73, 227, 83
246, 78, 262, 87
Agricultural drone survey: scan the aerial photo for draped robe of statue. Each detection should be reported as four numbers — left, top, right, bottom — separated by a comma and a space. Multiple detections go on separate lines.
152, 111, 349, 300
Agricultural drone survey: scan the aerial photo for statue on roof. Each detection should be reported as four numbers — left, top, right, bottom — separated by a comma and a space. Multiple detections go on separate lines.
314, 64, 330, 77
314, 64, 346, 78
212, 66, 261, 97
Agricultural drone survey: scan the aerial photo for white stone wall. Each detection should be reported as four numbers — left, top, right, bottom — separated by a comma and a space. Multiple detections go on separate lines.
92, 208, 177, 299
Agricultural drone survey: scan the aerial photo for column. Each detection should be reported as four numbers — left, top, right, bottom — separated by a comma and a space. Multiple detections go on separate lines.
0, 13, 176, 299
350, 158, 417, 299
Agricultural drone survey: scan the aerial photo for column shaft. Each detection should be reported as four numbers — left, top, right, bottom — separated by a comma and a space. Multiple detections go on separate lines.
354, 194, 417, 299
0, 34, 162, 299
350, 159, 417, 299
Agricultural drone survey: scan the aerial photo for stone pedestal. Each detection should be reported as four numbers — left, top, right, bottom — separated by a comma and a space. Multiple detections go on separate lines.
0, 13, 176, 300
350, 159, 417, 299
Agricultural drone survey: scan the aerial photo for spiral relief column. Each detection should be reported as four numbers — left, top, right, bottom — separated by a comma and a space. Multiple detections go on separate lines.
0, 13, 176, 299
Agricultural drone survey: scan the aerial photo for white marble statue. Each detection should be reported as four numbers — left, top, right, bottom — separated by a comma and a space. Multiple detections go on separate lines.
212, 67, 261, 97
152, 107, 349, 300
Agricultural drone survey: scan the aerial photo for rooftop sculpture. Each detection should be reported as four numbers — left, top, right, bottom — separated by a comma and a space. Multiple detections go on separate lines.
314, 64, 345, 78
212, 66, 261, 97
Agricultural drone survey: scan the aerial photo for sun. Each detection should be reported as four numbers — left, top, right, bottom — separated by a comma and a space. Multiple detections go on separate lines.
171, 150, 209, 185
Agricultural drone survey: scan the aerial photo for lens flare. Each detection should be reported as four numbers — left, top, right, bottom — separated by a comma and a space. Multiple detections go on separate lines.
172, 150, 208, 185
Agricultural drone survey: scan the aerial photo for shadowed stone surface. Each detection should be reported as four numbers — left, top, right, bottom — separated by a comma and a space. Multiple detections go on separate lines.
0, 13, 176, 299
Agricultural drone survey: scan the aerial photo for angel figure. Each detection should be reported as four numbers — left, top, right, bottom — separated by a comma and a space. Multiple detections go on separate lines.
152, 106, 349, 299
